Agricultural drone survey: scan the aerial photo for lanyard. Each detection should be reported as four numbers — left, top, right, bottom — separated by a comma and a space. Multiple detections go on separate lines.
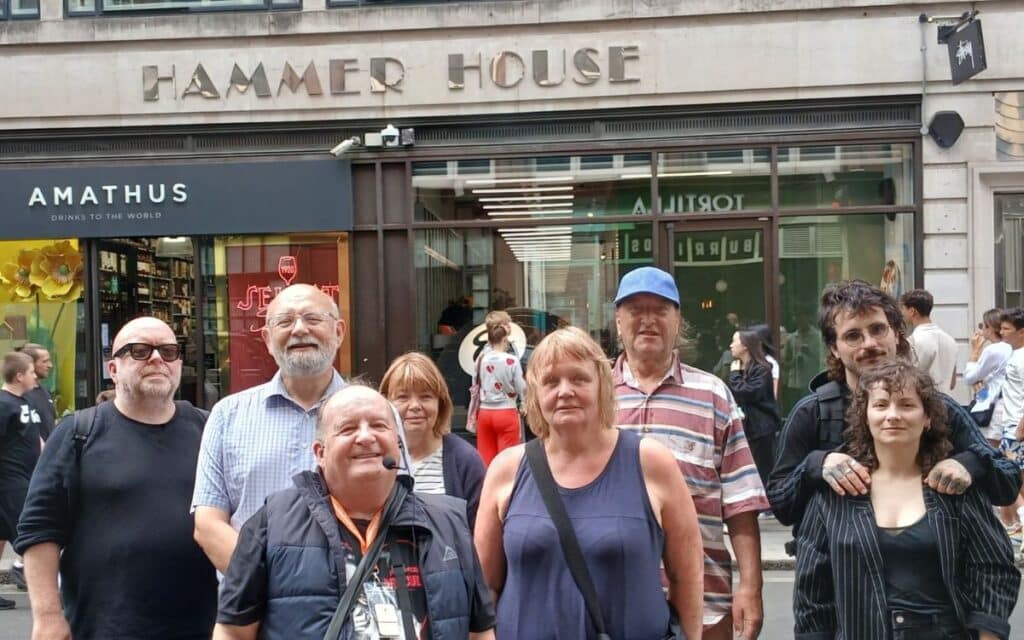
330, 495, 384, 554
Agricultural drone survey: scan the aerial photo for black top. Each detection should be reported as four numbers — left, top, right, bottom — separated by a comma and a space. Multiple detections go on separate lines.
877, 515, 954, 614
14, 402, 216, 640
0, 389, 41, 489
726, 361, 781, 440
24, 386, 56, 441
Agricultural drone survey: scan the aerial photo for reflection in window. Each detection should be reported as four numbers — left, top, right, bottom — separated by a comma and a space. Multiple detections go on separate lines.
777, 212, 914, 413
413, 154, 651, 223
654, 149, 772, 214
996, 194, 1024, 307
415, 223, 651, 431
779, 143, 914, 208
0, 239, 86, 413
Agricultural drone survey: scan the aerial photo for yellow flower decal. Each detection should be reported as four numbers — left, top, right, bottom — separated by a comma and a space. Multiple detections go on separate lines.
30, 240, 84, 302
0, 249, 41, 301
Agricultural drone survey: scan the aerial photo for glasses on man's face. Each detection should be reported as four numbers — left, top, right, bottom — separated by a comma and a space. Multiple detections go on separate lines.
838, 322, 892, 347
113, 343, 182, 362
266, 312, 337, 330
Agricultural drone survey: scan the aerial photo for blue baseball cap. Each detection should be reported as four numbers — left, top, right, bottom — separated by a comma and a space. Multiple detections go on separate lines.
614, 267, 680, 307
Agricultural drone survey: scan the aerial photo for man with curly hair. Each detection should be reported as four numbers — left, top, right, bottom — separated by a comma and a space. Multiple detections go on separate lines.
767, 280, 1020, 539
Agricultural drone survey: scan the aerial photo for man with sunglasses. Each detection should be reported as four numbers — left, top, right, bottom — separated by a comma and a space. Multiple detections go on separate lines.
14, 317, 217, 640
767, 280, 1021, 538
192, 283, 347, 574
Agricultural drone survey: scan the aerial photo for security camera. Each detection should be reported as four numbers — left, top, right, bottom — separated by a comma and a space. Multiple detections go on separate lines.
381, 124, 400, 148
330, 136, 361, 157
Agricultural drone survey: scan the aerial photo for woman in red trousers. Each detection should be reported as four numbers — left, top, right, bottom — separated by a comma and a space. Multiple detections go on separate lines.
474, 311, 526, 466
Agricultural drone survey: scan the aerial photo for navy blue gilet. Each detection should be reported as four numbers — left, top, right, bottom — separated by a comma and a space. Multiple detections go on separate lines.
497, 429, 671, 639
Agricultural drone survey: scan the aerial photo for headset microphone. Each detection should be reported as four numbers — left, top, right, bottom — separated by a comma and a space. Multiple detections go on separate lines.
382, 456, 400, 471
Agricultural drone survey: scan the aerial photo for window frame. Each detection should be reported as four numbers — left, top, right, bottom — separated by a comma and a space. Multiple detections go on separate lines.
2, 0, 41, 20
64, 0, 298, 18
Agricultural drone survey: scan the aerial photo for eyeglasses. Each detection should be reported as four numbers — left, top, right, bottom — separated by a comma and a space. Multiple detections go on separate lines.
113, 343, 182, 362
838, 322, 892, 347
266, 312, 337, 330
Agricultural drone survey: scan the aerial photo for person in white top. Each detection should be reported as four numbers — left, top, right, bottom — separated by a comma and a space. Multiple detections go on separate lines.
995, 308, 1024, 535
964, 308, 1014, 446
900, 289, 958, 391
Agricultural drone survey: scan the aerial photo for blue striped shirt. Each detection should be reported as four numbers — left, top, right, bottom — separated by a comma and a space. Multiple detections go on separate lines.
191, 371, 346, 530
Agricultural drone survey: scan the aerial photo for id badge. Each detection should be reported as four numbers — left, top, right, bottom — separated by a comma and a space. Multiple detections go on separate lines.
364, 582, 402, 639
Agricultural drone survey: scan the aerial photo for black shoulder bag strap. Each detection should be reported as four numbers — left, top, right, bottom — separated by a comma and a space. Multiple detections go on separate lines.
525, 439, 612, 640
67, 406, 99, 525
322, 480, 411, 640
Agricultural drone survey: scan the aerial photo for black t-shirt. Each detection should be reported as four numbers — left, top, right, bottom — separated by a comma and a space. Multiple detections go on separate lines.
13, 401, 216, 640
877, 515, 954, 614
24, 386, 56, 441
0, 389, 41, 489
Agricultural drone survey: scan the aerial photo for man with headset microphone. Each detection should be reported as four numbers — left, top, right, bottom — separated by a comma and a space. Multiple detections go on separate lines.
213, 384, 496, 640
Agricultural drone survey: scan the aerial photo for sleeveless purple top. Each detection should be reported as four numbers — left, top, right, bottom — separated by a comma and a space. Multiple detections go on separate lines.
497, 429, 671, 639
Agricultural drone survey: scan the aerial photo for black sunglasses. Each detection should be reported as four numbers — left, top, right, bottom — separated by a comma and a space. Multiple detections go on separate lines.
113, 343, 182, 362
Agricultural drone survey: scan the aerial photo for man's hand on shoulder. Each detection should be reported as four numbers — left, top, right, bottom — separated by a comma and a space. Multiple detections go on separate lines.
925, 458, 971, 495
821, 453, 870, 496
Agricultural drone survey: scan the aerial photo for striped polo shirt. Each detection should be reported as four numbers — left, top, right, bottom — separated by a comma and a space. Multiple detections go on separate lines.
614, 354, 769, 627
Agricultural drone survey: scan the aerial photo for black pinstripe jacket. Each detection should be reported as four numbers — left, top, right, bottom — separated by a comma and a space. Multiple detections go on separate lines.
794, 486, 1020, 640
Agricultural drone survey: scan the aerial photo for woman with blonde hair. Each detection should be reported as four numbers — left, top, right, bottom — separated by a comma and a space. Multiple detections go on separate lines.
475, 326, 704, 639
381, 352, 486, 527
473, 310, 527, 466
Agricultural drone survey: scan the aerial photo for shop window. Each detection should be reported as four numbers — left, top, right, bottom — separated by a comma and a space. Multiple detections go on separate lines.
415, 222, 651, 431
199, 234, 350, 404
778, 143, 914, 209
655, 148, 772, 214
776, 212, 915, 413
2, 0, 39, 18
995, 193, 1024, 307
0, 239, 86, 414
413, 153, 652, 223
66, 0, 296, 17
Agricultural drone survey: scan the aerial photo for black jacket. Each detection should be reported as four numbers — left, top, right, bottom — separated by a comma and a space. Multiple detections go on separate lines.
726, 362, 781, 440
767, 371, 1022, 530
795, 487, 1019, 640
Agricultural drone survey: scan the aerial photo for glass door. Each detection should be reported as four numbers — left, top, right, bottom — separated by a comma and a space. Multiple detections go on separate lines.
664, 220, 773, 380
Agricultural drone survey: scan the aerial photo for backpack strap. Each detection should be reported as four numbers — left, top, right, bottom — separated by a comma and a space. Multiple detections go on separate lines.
814, 381, 847, 449
67, 406, 99, 527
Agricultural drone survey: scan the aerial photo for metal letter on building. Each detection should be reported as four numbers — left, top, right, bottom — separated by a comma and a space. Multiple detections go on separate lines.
532, 50, 566, 87
143, 65, 176, 102
572, 48, 601, 85
329, 59, 361, 95
609, 46, 640, 83
278, 62, 324, 96
369, 57, 405, 93
181, 64, 221, 99
448, 53, 482, 90
490, 51, 526, 89
227, 63, 271, 98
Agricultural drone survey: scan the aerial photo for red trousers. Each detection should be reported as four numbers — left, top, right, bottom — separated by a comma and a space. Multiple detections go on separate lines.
476, 408, 521, 467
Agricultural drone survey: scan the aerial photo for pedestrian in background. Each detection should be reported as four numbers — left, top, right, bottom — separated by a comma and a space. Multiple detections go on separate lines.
16, 317, 216, 639
17, 344, 55, 442
473, 310, 526, 466
0, 351, 40, 609
726, 329, 782, 490
795, 360, 1019, 640
751, 324, 781, 400
901, 289, 958, 391
475, 326, 704, 639
380, 351, 486, 528
192, 283, 347, 574
994, 308, 1024, 541
964, 308, 1012, 447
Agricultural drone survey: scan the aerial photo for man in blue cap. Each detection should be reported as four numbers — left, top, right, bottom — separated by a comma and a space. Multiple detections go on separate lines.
613, 267, 768, 640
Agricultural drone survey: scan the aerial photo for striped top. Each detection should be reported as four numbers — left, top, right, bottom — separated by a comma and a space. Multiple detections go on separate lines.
411, 441, 446, 495
613, 354, 769, 627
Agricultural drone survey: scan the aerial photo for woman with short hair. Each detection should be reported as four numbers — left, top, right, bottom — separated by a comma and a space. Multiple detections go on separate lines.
381, 352, 486, 528
474, 327, 704, 639
795, 360, 1019, 640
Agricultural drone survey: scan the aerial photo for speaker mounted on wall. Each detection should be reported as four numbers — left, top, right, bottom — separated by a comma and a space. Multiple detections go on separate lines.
928, 111, 965, 149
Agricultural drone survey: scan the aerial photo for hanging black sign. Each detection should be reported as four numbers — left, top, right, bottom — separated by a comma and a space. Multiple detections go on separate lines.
946, 19, 987, 86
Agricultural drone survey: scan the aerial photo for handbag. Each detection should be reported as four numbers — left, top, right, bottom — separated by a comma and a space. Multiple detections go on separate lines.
968, 389, 999, 427
524, 439, 685, 640
465, 355, 483, 434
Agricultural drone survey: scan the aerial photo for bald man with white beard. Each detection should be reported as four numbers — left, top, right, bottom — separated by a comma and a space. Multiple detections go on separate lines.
192, 284, 348, 573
